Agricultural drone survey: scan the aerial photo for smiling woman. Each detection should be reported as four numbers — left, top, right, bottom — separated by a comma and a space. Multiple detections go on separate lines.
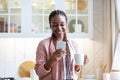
34, 10, 89, 80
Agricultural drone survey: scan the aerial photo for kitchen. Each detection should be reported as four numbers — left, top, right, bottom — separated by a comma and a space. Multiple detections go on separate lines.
0, 0, 119, 80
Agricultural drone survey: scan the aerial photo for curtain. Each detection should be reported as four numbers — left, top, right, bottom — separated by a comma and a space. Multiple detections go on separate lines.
112, 0, 120, 70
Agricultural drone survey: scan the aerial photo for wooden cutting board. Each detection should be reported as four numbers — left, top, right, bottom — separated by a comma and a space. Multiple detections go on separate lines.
18, 60, 35, 77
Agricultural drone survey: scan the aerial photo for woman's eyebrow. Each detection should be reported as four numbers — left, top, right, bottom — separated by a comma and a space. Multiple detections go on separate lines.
51, 21, 56, 23
51, 21, 65, 24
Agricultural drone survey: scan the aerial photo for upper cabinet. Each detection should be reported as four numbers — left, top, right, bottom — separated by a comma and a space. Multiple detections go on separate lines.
0, 0, 93, 38
0, 0, 22, 37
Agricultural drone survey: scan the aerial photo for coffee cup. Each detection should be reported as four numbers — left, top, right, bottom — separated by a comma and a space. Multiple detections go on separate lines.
74, 53, 84, 65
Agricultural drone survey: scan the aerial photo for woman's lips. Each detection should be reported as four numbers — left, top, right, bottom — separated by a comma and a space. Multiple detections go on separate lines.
55, 30, 63, 33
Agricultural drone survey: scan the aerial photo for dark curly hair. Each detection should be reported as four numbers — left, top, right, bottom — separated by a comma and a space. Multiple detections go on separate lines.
49, 10, 67, 24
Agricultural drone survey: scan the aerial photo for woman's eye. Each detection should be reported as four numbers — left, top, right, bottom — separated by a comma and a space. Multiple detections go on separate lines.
61, 24, 64, 26
52, 23, 65, 27
53, 24, 58, 27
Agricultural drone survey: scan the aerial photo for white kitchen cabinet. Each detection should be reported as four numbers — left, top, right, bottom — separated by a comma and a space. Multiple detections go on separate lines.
0, 0, 93, 38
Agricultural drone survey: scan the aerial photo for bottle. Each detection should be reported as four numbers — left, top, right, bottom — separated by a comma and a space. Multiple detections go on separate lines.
17, 26, 21, 33
10, 23, 16, 33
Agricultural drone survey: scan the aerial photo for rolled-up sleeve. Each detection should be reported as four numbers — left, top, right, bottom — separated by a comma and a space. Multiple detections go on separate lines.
35, 41, 51, 78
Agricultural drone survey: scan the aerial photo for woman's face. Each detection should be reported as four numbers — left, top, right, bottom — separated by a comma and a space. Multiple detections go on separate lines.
50, 15, 67, 39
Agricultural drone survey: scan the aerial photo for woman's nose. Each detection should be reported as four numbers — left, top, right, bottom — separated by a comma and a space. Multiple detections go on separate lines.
57, 25, 62, 30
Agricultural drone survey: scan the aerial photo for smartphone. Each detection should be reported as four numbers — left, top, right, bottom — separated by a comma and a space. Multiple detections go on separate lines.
56, 41, 66, 50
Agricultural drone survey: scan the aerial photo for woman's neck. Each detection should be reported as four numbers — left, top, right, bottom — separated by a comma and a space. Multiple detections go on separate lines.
53, 34, 64, 41
56, 36, 64, 41
52, 33, 67, 42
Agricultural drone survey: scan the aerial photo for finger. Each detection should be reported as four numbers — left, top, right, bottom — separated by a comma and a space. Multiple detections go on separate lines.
84, 58, 89, 64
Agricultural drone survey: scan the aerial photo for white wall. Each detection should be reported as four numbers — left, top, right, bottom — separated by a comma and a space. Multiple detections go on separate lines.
0, 38, 41, 78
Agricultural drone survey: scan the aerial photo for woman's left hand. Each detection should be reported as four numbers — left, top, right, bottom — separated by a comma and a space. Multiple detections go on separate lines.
84, 54, 89, 65
74, 54, 89, 72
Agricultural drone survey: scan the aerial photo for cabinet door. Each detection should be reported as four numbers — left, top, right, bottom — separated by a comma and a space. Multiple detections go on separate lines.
31, 0, 93, 38
31, 0, 55, 33
0, 0, 21, 34
0, 0, 93, 38
64, 0, 93, 38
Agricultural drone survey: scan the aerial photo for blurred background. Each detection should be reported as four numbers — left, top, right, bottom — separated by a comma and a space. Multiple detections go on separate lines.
0, 0, 114, 80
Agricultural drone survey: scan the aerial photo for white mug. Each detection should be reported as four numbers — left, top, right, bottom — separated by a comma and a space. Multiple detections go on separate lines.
74, 53, 84, 65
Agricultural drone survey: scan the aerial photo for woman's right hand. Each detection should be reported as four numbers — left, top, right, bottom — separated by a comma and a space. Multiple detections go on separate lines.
44, 49, 66, 71
52, 49, 66, 61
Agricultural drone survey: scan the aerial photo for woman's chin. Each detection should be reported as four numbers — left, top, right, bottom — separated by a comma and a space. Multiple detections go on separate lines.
55, 33, 64, 36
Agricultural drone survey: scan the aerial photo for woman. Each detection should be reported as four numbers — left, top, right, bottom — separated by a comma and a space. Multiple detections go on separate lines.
35, 10, 89, 80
